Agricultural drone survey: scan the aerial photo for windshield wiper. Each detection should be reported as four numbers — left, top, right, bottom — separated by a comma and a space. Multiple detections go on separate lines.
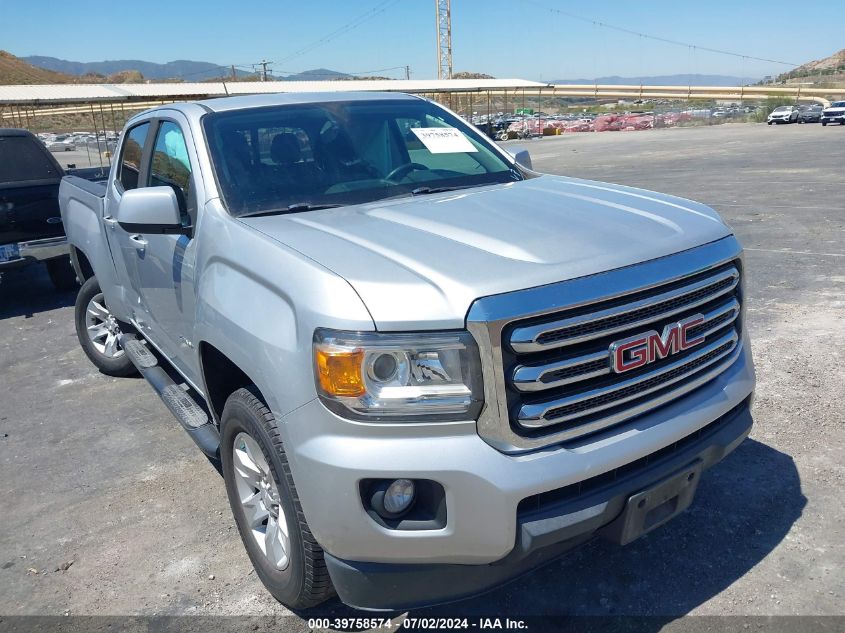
410, 186, 464, 196
240, 203, 342, 218
410, 182, 498, 196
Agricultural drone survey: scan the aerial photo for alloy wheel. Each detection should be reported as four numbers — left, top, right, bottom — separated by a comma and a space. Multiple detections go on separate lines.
85, 292, 125, 359
232, 432, 290, 570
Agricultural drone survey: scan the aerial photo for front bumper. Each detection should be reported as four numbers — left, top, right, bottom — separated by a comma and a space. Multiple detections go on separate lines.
283, 341, 754, 568
0, 236, 68, 271
325, 395, 753, 610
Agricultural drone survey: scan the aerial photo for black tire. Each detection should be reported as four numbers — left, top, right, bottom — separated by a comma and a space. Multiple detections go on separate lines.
822, 121, 827, 126
46, 256, 79, 291
220, 387, 334, 609
74, 276, 137, 377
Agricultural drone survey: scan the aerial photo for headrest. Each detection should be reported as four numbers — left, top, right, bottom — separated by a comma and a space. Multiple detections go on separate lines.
270, 133, 301, 166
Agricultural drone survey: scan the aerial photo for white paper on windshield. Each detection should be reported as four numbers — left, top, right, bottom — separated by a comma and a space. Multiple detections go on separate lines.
410, 127, 478, 153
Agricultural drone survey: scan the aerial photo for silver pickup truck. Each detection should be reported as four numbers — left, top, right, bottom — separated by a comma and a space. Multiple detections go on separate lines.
59, 92, 755, 611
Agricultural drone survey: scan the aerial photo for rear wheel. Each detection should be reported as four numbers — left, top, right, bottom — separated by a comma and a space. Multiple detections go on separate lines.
220, 387, 334, 609
74, 277, 136, 377
46, 256, 79, 291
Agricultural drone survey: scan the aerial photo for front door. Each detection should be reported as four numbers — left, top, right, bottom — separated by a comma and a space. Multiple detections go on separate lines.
132, 118, 201, 385
104, 121, 151, 316
109, 115, 202, 389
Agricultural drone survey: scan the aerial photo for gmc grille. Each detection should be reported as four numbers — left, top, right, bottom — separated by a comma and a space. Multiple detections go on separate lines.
502, 261, 743, 443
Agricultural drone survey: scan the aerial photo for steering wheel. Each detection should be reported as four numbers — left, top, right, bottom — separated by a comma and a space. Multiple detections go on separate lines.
385, 162, 430, 182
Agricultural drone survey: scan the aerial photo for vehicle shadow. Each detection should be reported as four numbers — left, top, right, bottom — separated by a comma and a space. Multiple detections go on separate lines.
0, 264, 77, 320
301, 437, 804, 627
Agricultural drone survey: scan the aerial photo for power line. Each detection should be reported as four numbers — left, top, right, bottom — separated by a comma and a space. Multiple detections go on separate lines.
273, 0, 403, 66
516, 0, 800, 68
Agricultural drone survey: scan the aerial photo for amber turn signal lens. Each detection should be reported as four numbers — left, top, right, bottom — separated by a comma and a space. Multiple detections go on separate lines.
315, 348, 366, 397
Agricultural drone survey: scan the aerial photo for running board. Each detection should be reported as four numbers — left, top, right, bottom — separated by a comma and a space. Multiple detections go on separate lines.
121, 333, 220, 460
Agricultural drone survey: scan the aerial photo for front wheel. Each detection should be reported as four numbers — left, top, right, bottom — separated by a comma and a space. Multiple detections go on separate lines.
74, 276, 136, 377
822, 121, 827, 126
220, 387, 334, 609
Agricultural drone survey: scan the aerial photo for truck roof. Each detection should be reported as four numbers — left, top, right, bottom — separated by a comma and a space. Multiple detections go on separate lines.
0, 127, 38, 137
196, 91, 421, 113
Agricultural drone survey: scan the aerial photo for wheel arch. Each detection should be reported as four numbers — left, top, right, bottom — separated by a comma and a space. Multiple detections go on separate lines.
69, 245, 95, 282
198, 341, 268, 423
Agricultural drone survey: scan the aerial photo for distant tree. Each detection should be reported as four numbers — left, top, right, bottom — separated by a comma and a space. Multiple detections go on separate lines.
452, 71, 495, 79
106, 70, 144, 84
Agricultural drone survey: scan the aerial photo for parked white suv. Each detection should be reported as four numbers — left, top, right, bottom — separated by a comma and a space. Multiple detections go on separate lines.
767, 105, 799, 124
821, 101, 845, 126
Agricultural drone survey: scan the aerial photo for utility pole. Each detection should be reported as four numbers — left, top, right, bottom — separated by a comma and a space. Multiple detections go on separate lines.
405, 65, 411, 80
231, 65, 237, 81
435, 0, 452, 80
256, 60, 272, 81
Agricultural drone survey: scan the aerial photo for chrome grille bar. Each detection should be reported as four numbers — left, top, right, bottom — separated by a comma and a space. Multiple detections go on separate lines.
510, 267, 739, 353
518, 329, 739, 428
512, 297, 740, 392
514, 343, 742, 443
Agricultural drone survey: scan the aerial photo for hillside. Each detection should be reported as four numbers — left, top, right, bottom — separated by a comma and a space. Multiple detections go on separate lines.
776, 48, 845, 84
0, 50, 76, 84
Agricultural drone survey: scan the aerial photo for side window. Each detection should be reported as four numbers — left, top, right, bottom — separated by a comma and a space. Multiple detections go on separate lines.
118, 123, 150, 191
149, 121, 194, 224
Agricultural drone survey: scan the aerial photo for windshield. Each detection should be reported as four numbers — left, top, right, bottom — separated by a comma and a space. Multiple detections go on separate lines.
831, 101, 845, 108
773, 107, 790, 112
203, 99, 523, 216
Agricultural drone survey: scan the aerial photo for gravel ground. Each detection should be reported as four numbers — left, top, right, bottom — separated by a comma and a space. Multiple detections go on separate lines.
1, 122, 843, 630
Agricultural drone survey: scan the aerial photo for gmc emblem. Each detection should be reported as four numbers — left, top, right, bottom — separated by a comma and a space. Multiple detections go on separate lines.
609, 314, 706, 374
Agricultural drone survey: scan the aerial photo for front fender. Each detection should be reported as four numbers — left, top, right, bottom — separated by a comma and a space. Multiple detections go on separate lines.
192, 204, 374, 419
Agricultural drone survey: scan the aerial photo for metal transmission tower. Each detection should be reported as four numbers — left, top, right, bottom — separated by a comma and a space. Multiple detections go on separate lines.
435, 0, 452, 80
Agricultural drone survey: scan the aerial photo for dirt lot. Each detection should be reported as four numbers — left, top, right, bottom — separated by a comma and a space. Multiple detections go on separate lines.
1, 122, 843, 629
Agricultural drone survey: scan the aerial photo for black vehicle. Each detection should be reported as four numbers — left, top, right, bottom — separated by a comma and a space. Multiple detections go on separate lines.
798, 105, 822, 123
0, 128, 106, 289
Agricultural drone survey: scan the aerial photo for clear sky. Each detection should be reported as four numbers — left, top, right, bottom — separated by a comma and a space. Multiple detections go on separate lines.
2, 0, 842, 80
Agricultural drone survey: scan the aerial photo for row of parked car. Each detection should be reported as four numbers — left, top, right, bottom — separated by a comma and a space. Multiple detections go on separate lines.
482, 109, 743, 137
767, 102, 845, 125
36, 130, 120, 152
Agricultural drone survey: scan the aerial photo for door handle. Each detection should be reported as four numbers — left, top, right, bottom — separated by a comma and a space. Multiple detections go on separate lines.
103, 216, 118, 230
129, 234, 148, 253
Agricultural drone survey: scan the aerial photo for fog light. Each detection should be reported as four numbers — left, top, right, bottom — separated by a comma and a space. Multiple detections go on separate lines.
383, 479, 415, 515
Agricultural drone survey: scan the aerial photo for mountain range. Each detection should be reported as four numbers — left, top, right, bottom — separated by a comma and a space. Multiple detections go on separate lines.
23, 55, 353, 82
550, 74, 758, 86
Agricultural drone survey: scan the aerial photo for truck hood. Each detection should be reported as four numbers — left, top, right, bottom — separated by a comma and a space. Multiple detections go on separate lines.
241, 175, 732, 329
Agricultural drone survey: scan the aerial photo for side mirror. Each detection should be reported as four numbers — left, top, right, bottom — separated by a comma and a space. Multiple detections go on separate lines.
507, 146, 533, 170
115, 186, 184, 234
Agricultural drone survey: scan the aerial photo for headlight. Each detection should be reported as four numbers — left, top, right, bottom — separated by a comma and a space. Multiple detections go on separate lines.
313, 328, 483, 421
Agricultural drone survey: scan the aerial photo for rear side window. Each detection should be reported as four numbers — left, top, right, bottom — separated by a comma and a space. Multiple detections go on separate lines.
0, 136, 59, 183
118, 123, 150, 191
149, 121, 194, 223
